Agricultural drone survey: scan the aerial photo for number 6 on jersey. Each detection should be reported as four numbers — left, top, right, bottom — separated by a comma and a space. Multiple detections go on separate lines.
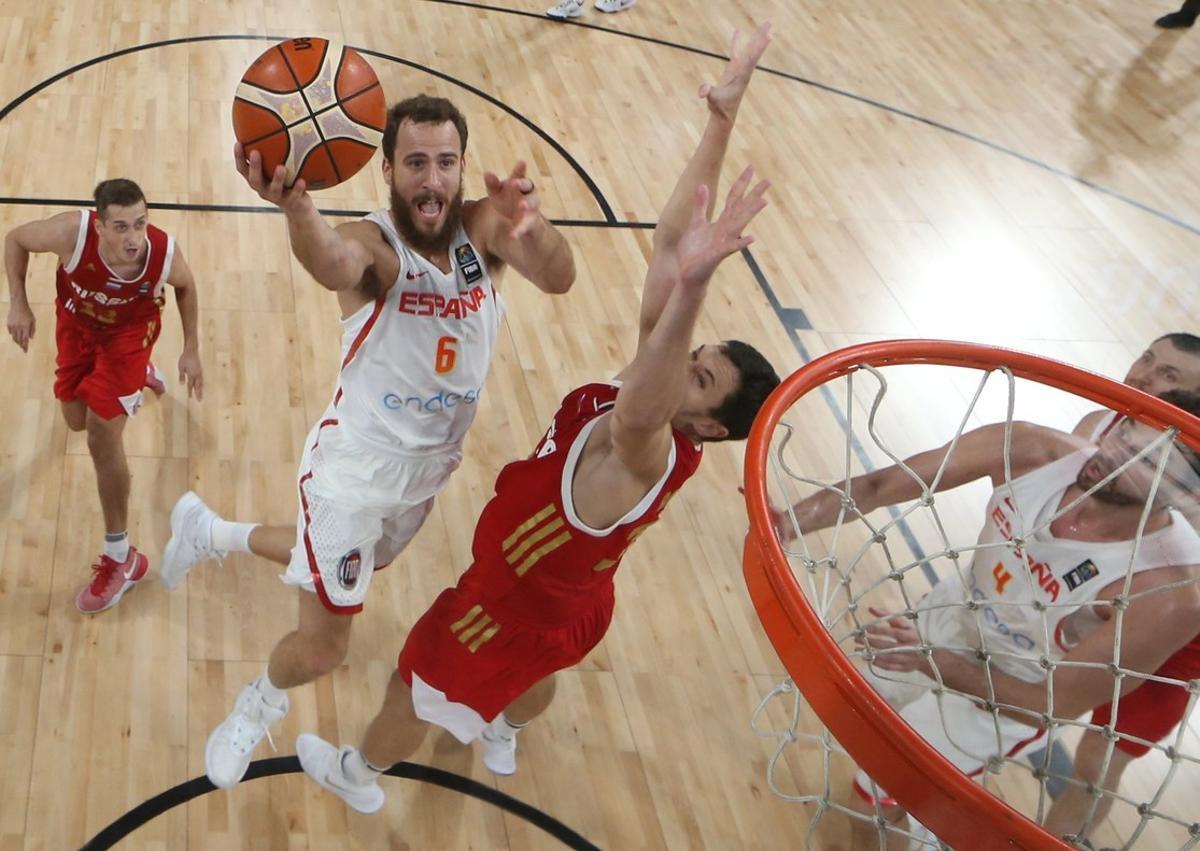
435, 336, 458, 374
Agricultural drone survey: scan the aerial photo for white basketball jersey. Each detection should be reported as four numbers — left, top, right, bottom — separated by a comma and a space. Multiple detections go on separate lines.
1088, 410, 1122, 443
333, 210, 504, 453
924, 450, 1200, 682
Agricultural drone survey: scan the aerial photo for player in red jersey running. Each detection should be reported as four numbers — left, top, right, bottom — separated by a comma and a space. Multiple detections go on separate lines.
4, 179, 204, 613
1043, 332, 1200, 841
291, 23, 780, 813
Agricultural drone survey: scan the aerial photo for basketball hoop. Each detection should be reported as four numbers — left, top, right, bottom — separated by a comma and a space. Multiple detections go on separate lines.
743, 340, 1200, 851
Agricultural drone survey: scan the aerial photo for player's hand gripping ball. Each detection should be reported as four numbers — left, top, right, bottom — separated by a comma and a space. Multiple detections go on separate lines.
233, 37, 387, 190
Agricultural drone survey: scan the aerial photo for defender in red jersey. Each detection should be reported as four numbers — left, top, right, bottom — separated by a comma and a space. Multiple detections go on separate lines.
293, 23, 782, 814
4, 179, 204, 613
1043, 333, 1200, 841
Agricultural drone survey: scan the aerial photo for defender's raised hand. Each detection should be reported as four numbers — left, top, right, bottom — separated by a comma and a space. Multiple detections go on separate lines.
233, 143, 310, 212
699, 21, 772, 122
483, 160, 542, 239
676, 165, 769, 288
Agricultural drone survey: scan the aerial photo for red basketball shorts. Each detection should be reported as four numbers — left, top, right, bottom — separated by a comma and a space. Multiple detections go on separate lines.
397, 580, 614, 738
1091, 634, 1200, 757
54, 304, 160, 420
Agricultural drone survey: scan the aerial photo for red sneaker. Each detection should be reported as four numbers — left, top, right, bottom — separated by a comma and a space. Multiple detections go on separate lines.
75, 548, 150, 614
145, 362, 167, 396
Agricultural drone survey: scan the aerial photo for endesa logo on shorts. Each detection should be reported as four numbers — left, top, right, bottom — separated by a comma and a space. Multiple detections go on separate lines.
382, 386, 483, 414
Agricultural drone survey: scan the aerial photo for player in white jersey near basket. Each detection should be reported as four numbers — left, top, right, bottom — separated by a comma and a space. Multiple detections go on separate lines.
779, 392, 1200, 850
1042, 332, 1200, 841
160, 94, 576, 790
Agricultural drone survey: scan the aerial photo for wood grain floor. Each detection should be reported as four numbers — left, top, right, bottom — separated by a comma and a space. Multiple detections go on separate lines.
0, 1, 1197, 848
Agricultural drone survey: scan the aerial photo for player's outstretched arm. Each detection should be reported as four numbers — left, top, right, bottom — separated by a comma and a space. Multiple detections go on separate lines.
612, 168, 768, 480
861, 564, 1200, 723
4, 211, 79, 352
638, 22, 772, 349
783, 422, 1066, 537
234, 144, 374, 292
476, 160, 575, 294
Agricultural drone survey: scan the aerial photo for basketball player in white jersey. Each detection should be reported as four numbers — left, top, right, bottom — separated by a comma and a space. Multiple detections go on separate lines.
159, 95, 576, 789
780, 395, 1200, 850
1042, 332, 1200, 841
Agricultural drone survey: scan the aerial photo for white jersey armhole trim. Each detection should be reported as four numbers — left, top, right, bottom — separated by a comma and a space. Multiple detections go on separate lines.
559, 410, 676, 537
158, 235, 176, 285
363, 210, 407, 288
1087, 410, 1121, 444
63, 209, 89, 274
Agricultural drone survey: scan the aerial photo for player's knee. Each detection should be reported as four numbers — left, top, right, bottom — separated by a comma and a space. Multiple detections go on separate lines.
84, 412, 123, 449
1072, 731, 1114, 782
303, 634, 350, 676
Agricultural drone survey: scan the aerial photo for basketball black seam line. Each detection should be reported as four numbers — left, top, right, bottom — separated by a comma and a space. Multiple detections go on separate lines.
232, 95, 293, 149
0, 34, 614, 223
279, 82, 385, 137
277, 40, 342, 184
332, 81, 386, 132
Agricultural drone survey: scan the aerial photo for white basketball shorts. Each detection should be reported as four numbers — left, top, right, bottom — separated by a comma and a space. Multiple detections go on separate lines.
282, 413, 461, 614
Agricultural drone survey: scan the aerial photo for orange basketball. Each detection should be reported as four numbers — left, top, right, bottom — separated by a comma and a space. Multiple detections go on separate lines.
232, 37, 387, 190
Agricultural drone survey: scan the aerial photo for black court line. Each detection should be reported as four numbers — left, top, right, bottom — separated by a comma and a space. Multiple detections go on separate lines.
425, 0, 1200, 239
742, 248, 936, 584
0, 195, 652, 229
0, 34, 614, 224
80, 757, 600, 850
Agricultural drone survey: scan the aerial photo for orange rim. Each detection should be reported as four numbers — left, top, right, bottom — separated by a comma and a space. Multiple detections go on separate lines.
743, 340, 1200, 851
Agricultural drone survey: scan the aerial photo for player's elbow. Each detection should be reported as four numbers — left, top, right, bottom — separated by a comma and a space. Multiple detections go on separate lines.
536, 253, 575, 295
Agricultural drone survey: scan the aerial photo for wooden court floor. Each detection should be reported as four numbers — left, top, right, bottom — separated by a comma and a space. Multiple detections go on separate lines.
0, 1, 1197, 848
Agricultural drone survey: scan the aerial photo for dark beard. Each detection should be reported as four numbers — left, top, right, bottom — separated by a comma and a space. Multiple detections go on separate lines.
1076, 470, 1142, 507
389, 184, 464, 257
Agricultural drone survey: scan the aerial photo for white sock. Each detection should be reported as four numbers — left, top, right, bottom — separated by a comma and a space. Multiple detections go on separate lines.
212, 519, 256, 553
104, 532, 130, 563
341, 748, 383, 785
486, 713, 525, 740
257, 669, 288, 707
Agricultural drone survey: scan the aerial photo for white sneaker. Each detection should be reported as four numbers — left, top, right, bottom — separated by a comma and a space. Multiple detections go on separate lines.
481, 727, 517, 776
161, 491, 226, 591
594, 0, 635, 12
205, 678, 289, 789
547, 0, 584, 19
297, 734, 385, 814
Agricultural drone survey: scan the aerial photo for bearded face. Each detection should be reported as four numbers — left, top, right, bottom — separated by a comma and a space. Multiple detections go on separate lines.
390, 180, 464, 256
383, 118, 466, 257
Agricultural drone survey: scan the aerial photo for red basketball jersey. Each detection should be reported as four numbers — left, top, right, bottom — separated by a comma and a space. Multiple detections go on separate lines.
463, 381, 703, 626
55, 210, 174, 329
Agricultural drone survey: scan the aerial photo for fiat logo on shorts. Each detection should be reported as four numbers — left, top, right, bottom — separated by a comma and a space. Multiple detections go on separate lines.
337, 549, 362, 589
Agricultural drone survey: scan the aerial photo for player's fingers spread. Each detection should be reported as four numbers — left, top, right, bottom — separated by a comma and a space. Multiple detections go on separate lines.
731, 165, 755, 194
510, 160, 527, 181
484, 171, 501, 193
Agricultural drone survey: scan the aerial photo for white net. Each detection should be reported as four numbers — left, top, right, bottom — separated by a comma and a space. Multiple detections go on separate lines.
750, 356, 1200, 851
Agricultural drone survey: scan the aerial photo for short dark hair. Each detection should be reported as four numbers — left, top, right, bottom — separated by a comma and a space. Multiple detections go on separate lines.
1157, 388, 1200, 481
93, 179, 146, 219
382, 95, 468, 163
708, 340, 781, 442
1154, 332, 1200, 356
